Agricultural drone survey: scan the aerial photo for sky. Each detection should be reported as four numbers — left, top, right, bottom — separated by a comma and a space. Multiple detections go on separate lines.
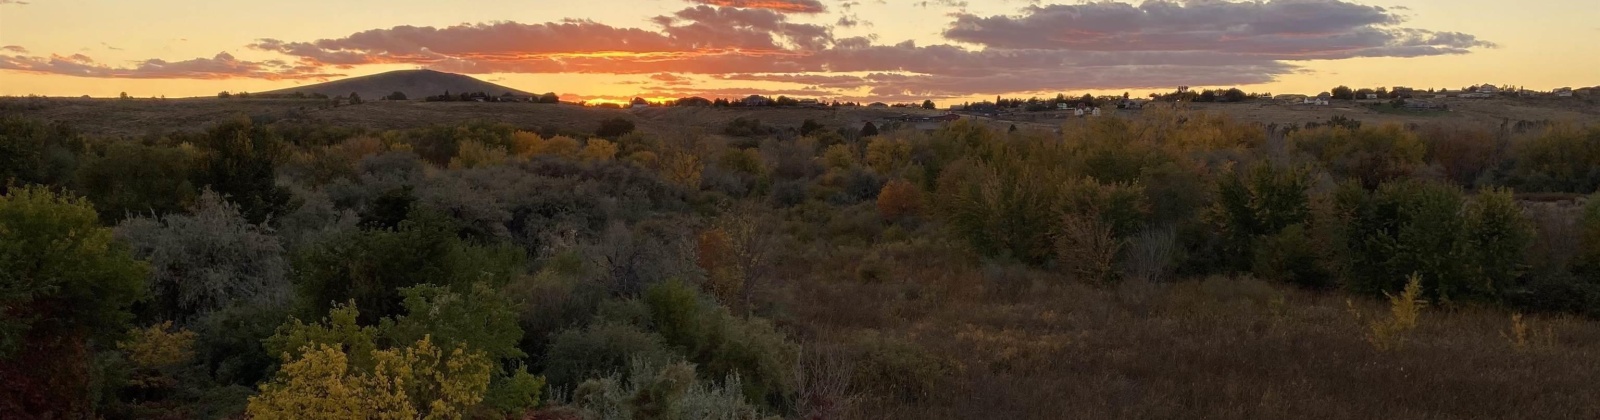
0, 0, 1595, 104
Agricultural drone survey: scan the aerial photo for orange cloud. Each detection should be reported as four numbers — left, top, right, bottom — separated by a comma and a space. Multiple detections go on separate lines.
687, 0, 825, 14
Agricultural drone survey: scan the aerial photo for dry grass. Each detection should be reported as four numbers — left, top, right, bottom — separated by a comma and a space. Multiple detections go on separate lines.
779, 236, 1600, 420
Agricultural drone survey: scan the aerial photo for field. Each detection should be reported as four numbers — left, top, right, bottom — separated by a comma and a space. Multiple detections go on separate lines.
7, 95, 1596, 140
6, 94, 1600, 419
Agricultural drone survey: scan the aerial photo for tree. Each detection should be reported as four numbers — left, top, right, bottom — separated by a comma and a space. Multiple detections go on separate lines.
190, 117, 293, 225
114, 190, 290, 324
385, 91, 407, 101
538, 92, 560, 104
1223, 88, 1247, 102
348, 92, 362, 105
0, 187, 147, 417
218, 91, 231, 99
860, 122, 879, 137
0, 117, 80, 194
799, 119, 823, 136
1331, 85, 1354, 100
921, 100, 936, 110
877, 179, 923, 221
76, 140, 199, 222
595, 118, 636, 139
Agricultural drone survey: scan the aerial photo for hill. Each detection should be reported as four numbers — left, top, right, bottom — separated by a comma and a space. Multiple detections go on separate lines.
258, 69, 535, 100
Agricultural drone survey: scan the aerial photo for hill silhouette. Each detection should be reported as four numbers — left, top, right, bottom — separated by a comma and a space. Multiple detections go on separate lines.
259, 69, 535, 100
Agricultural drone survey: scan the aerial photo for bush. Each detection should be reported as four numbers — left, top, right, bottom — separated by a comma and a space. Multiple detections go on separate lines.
115, 191, 290, 324
0, 186, 147, 417
595, 118, 636, 139
545, 322, 671, 389
1210, 164, 1312, 272
876, 179, 923, 221
1289, 124, 1425, 189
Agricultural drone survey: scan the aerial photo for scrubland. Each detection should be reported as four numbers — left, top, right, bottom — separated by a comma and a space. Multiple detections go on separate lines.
3, 105, 1600, 419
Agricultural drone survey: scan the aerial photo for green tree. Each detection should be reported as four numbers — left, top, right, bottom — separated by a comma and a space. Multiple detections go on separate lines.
596, 118, 637, 139
0, 187, 147, 417
75, 141, 198, 222
860, 122, 879, 137
0, 117, 80, 194
190, 117, 293, 225
1331, 85, 1354, 100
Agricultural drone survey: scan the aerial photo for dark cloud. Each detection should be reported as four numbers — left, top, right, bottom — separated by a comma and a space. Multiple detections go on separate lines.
0, 51, 341, 80
685, 0, 825, 14
943, 1, 1492, 59
1, 45, 28, 53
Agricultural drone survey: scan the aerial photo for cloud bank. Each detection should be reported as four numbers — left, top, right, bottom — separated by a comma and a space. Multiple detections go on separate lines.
0, 1, 1493, 99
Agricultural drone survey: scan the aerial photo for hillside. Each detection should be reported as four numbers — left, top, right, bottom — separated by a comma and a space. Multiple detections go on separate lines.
258, 69, 535, 100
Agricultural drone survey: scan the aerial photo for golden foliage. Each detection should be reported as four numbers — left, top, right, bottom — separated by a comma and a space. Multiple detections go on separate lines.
511, 131, 580, 159
1503, 313, 1557, 352
697, 228, 743, 306
1056, 212, 1122, 285
865, 136, 911, 174
1348, 274, 1427, 351
876, 179, 923, 221
580, 138, 619, 162
119, 321, 197, 389
627, 150, 660, 169
248, 335, 493, 420
823, 144, 856, 170
448, 140, 509, 169
662, 151, 703, 189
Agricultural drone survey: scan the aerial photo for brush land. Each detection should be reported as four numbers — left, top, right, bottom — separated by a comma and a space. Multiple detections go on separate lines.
4, 93, 1600, 419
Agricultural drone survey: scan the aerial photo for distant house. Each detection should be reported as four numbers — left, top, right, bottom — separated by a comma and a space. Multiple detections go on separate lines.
798, 98, 820, 107
1392, 87, 1416, 98
1364, 93, 1380, 99
1461, 92, 1494, 99
742, 95, 770, 106
631, 103, 649, 109
935, 113, 961, 122
1476, 84, 1499, 94
1556, 87, 1574, 97
1056, 103, 1071, 110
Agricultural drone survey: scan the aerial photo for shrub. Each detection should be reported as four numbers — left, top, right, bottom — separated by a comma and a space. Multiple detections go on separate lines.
76, 141, 199, 222
1056, 213, 1122, 285
1462, 187, 1535, 296
1505, 126, 1600, 193
0, 186, 147, 418
544, 323, 670, 389
582, 139, 620, 162
1289, 124, 1425, 189
595, 118, 636, 139
1348, 274, 1426, 351
248, 336, 493, 419
876, 179, 923, 221
569, 359, 771, 420
1252, 224, 1333, 288
1210, 163, 1312, 272
1337, 180, 1472, 300
115, 191, 290, 323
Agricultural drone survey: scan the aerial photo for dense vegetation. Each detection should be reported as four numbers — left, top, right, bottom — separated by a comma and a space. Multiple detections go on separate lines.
3, 109, 1600, 419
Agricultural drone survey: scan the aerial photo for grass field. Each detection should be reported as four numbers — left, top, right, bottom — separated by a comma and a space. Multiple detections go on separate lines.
5, 96, 1595, 139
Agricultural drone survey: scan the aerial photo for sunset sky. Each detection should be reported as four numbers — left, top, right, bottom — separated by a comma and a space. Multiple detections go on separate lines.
1, 0, 1595, 104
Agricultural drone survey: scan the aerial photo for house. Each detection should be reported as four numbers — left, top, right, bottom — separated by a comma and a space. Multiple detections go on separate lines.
742, 95, 770, 106
1461, 92, 1493, 99
1556, 87, 1574, 97
935, 113, 961, 122
1392, 87, 1416, 98
631, 103, 649, 109
798, 98, 820, 107
1275, 94, 1308, 104
1364, 93, 1380, 99
1476, 84, 1499, 94
1057, 102, 1071, 110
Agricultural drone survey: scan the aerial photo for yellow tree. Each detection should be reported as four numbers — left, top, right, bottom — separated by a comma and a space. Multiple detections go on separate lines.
581, 139, 619, 162
248, 336, 493, 420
